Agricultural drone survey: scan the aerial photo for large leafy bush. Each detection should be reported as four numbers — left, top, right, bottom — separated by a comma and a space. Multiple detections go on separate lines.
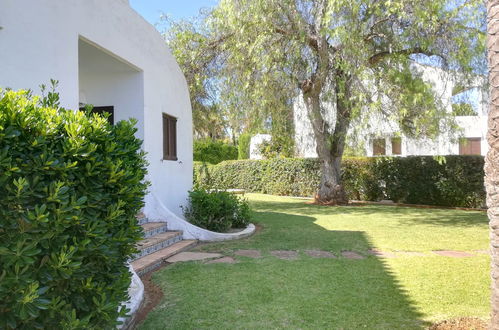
194, 156, 485, 208
193, 138, 238, 164
0, 89, 148, 329
182, 189, 251, 232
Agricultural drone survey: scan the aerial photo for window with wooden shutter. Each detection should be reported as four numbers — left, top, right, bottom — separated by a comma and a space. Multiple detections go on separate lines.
162, 113, 177, 160
391, 137, 402, 155
459, 138, 481, 155
373, 138, 386, 156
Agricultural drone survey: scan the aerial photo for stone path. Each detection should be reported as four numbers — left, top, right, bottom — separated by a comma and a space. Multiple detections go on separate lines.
165, 249, 489, 265
367, 249, 398, 258
166, 252, 223, 263
235, 249, 489, 261
234, 249, 262, 258
305, 250, 336, 258
432, 250, 475, 257
270, 250, 299, 260
341, 251, 365, 259
205, 256, 237, 264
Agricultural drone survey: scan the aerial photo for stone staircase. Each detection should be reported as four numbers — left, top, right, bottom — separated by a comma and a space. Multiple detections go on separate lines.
131, 213, 197, 276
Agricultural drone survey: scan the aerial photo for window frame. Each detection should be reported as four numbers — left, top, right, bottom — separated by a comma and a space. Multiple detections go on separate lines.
391, 137, 402, 155
459, 137, 481, 155
373, 138, 386, 156
162, 113, 178, 161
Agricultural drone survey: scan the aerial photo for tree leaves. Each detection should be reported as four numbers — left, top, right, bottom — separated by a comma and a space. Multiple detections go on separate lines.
0, 88, 148, 329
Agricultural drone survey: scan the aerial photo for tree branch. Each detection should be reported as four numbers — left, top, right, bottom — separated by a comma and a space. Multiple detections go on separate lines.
368, 47, 438, 66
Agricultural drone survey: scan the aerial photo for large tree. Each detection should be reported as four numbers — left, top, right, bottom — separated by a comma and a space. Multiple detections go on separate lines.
165, 19, 230, 139
171, 0, 485, 204
486, 1, 499, 328
166, 14, 298, 147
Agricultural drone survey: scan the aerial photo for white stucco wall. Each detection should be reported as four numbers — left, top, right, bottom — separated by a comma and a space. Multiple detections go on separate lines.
249, 134, 272, 160
0, 0, 193, 216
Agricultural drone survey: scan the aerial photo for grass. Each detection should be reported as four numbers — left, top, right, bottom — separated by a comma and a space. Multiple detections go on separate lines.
139, 193, 491, 329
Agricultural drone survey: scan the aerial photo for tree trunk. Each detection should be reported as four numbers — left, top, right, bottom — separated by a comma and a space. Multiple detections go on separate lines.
486, 1, 499, 328
302, 80, 350, 205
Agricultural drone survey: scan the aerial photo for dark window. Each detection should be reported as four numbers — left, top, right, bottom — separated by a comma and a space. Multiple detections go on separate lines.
80, 105, 114, 125
459, 138, 481, 155
163, 113, 177, 160
391, 137, 402, 155
373, 138, 386, 156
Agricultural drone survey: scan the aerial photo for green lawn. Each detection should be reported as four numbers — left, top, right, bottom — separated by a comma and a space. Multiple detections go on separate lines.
139, 194, 491, 329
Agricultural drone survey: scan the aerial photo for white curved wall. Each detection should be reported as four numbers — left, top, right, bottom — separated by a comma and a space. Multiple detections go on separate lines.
0, 0, 193, 216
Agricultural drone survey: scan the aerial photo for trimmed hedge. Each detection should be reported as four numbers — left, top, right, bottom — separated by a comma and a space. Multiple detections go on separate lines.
0, 89, 148, 329
194, 156, 485, 208
193, 138, 238, 164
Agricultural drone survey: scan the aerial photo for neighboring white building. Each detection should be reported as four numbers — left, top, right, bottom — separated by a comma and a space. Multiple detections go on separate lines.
293, 63, 488, 158
249, 133, 272, 159
0, 0, 193, 217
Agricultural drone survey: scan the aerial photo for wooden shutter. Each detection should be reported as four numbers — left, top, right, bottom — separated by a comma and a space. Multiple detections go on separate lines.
373, 138, 386, 156
391, 137, 402, 155
163, 113, 177, 160
459, 138, 481, 155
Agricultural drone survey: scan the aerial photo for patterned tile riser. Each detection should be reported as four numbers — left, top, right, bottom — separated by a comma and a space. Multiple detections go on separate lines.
132, 234, 183, 260
143, 225, 169, 238
137, 262, 164, 277
138, 217, 149, 225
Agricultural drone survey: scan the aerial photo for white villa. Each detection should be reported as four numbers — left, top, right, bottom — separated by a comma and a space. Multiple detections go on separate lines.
0, 0, 194, 218
293, 64, 488, 158
250, 64, 488, 159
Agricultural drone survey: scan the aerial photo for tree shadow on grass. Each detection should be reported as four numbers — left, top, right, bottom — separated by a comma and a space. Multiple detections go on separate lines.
250, 197, 487, 228
144, 212, 428, 329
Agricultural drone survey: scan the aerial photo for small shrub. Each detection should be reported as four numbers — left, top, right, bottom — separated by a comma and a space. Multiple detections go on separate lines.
193, 138, 238, 164
0, 88, 148, 329
182, 189, 251, 232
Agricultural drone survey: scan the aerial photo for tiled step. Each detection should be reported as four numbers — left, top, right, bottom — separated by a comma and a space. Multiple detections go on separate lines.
132, 240, 197, 276
136, 212, 148, 225
141, 222, 168, 238
133, 231, 183, 260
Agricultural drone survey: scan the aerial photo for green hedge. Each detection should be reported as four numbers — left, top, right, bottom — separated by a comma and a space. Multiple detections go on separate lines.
0, 89, 148, 329
194, 156, 485, 208
193, 139, 238, 164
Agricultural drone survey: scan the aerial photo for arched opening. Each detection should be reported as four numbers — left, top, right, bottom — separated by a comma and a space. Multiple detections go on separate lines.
78, 37, 144, 139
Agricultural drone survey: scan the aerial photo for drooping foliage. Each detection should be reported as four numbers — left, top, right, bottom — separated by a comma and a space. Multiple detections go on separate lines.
168, 0, 486, 203
0, 88, 148, 329
165, 13, 296, 143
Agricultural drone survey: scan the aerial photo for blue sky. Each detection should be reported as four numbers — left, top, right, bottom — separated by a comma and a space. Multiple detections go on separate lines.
129, 0, 219, 26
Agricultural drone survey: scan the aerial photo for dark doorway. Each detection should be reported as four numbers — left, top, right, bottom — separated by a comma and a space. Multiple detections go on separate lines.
80, 106, 114, 125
